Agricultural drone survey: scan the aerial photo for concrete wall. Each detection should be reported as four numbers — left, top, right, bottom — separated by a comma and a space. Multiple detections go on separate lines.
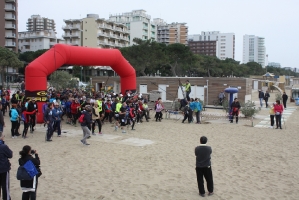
92, 76, 252, 105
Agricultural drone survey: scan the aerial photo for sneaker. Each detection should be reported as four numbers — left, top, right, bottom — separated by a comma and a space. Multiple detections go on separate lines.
92, 133, 96, 135
208, 192, 214, 196
12, 136, 15, 139
80, 140, 84, 145
114, 126, 118, 131
46, 139, 52, 142
58, 135, 61, 137
122, 130, 126, 133
98, 132, 102, 135
84, 143, 90, 145
87, 136, 91, 139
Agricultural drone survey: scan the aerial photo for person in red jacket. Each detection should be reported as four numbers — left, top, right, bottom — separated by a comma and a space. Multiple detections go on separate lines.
273, 100, 284, 129
129, 102, 136, 130
22, 109, 36, 138
70, 98, 81, 127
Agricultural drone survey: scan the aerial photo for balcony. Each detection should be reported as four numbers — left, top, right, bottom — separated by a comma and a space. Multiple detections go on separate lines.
98, 32, 108, 37
62, 33, 80, 38
68, 41, 79, 46
5, 33, 16, 38
21, 41, 30, 46
62, 25, 81, 30
5, 24, 16, 29
4, 4, 15, 11
4, 14, 15, 20
5, 42, 16, 47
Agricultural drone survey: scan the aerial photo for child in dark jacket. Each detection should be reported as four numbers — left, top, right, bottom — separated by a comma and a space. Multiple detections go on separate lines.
22, 109, 36, 138
182, 104, 192, 123
80, 106, 92, 145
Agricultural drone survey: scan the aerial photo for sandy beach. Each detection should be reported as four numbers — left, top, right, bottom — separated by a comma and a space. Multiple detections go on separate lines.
3, 90, 299, 200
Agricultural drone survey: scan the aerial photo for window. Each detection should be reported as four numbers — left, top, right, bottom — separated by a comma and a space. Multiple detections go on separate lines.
221, 39, 226, 41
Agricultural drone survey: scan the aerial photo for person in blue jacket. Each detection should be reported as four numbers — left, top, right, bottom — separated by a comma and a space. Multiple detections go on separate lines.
52, 102, 63, 137
10, 104, 20, 138
191, 98, 203, 124
0, 131, 13, 200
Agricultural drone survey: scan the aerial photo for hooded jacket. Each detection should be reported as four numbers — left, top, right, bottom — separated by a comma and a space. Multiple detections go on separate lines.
0, 140, 13, 173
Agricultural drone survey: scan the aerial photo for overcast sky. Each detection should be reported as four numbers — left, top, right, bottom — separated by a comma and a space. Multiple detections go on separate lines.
18, 0, 298, 68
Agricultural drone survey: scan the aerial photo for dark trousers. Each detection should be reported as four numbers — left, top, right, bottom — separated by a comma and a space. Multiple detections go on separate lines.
92, 119, 102, 133
11, 121, 18, 137
130, 118, 135, 129
53, 121, 61, 135
0, 171, 11, 200
22, 182, 37, 200
270, 115, 275, 126
195, 111, 200, 123
231, 111, 239, 123
196, 167, 213, 195
23, 122, 29, 137
141, 110, 149, 121
283, 100, 287, 108
103, 112, 112, 123
265, 99, 269, 108
186, 91, 191, 101
275, 114, 282, 128
72, 113, 78, 125
29, 114, 36, 131
155, 112, 162, 121
47, 122, 54, 140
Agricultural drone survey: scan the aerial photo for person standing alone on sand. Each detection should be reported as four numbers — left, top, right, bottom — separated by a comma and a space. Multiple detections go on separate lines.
274, 100, 284, 129
282, 92, 288, 109
195, 136, 213, 197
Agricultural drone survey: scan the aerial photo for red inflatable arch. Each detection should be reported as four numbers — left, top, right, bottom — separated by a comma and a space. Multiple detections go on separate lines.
25, 44, 136, 123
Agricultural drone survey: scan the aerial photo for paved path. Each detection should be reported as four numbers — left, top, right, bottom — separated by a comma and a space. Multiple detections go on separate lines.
254, 107, 297, 128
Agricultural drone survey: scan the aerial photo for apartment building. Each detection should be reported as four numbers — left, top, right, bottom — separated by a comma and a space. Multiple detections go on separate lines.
188, 31, 235, 60
188, 41, 217, 56
243, 35, 266, 67
62, 14, 129, 48
18, 30, 59, 52
154, 18, 188, 45
109, 10, 156, 45
0, 0, 18, 52
26, 14, 56, 32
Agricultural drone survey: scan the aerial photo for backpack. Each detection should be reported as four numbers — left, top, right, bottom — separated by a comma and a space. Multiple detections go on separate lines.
9, 109, 12, 117
78, 114, 85, 123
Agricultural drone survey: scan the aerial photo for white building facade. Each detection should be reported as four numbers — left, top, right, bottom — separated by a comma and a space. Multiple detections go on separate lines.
18, 30, 59, 52
243, 35, 266, 67
62, 14, 129, 48
109, 10, 157, 45
188, 31, 235, 60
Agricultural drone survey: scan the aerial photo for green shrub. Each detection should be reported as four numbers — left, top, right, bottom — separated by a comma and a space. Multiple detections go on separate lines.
240, 100, 259, 118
